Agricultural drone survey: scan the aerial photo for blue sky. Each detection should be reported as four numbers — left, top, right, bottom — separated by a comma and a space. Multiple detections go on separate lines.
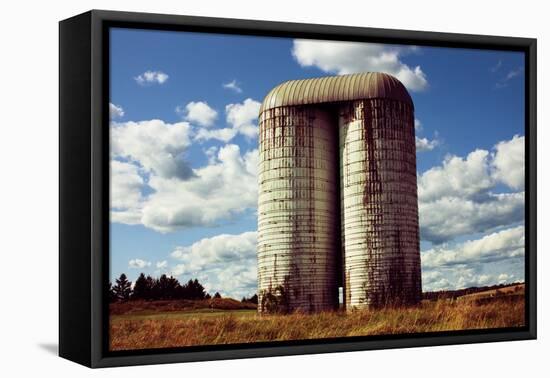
109, 28, 525, 298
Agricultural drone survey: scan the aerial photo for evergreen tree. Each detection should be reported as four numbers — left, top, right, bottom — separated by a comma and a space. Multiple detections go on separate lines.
241, 293, 258, 304
182, 279, 206, 300
145, 275, 155, 298
110, 273, 214, 301
166, 276, 181, 299
108, 282, 117, 302
156, 274, 170, 299
155, 274, 182, 299
132, 273, 151, 300
248, 294, 258, 304
112, 273, 132, 301
149, 275, 160, 299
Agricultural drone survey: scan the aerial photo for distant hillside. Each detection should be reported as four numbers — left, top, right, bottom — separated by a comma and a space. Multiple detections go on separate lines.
423, 282, 524, 301
110, 297, 256, 316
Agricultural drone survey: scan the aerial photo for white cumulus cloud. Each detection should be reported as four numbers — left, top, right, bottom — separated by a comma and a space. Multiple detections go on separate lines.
170, 231, 257, 298
195, 98, 261, 142
292, 39, 428, 91
420, 192, 524, 244
128, 259, 152, 269
421, 226, 524, 291
111, 120, 194, 179
422, 226, 524, 269
139, 144, 258, 233
223, 79, 243, 93
414, 118, 439, 152
418, 136, 525, 244
418, 149, 495, 203
176, 101, 218, 127
110, 160, 143, 225
414, 119, 422, 132
109, 103, 125, 119
497, 273, 512, 284
156, 260, 168, 269
492, 135, 525, 190
423, 264, 521, 292
134, 70, 169, 85
416, 136, 439, 152
109, 114, 259, 233
226, 98, 261, 139
195, 128, 238, 143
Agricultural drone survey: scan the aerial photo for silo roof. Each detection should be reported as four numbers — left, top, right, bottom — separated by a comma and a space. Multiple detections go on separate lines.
260, 72, 413, 113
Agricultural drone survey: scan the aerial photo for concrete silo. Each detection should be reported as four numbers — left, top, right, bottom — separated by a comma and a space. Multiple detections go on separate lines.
257, 99, 340, 313
339, 88, 421, 309
258, 72, 421, 313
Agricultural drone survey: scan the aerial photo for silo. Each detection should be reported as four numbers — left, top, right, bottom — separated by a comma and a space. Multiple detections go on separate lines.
258, 72, 422, 313
340, 87, 421, 309
257, 101, 340, 313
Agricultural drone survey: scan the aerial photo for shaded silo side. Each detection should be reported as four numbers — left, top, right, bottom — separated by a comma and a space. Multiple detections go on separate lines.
257, 104, 340, 313
340, 95, 421, 309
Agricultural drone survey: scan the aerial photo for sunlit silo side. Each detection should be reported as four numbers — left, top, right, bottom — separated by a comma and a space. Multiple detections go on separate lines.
340, 96, 421, 309
257, 104, 340, 313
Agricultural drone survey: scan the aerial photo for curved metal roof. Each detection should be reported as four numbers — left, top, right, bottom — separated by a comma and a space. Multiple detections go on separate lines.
260, 72, 413, 113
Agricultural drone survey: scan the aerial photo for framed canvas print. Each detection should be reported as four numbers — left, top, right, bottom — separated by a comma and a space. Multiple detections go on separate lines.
59, 10, 537, 368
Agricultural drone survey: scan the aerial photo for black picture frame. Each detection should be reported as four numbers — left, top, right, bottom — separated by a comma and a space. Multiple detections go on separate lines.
59, 9, 537, 368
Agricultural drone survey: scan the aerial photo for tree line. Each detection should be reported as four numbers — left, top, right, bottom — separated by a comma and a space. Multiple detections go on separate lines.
109, 273, 222, 302
241, 294, 258, 305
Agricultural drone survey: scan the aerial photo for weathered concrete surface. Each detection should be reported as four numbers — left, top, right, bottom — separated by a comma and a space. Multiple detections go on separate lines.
340, 99, 421, 309
257, 106, 340, 313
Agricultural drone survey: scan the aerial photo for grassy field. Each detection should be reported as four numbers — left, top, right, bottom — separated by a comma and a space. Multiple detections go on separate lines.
113, 309, 257, 321
110, 292, 524, 351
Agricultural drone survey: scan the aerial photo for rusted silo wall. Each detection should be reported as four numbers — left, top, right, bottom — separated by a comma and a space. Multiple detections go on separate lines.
340, 99, 421, 309
257, 105, 340, 313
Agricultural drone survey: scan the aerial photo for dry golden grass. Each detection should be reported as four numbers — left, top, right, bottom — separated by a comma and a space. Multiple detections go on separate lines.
109, 295, 524, 351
